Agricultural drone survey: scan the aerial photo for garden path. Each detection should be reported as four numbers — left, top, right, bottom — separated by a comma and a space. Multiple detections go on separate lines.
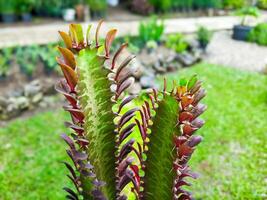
205, 31, 267, 72
0, 16, 240, 48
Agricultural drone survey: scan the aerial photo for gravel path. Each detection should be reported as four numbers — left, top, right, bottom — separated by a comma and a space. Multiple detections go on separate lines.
205, 31, 267, 72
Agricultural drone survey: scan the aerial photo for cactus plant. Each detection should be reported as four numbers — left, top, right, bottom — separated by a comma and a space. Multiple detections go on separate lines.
56, 21, 206, 200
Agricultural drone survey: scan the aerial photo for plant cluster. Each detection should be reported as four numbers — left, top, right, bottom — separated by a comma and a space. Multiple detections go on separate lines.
0, 43, 59, 78
138, 17, 164, 45
248, 23, 267, 46
197, 26, 213, 49
222, 0, 246, 9
56, 22, 206, 200
166, 33, 189, 53
257, 0, 267, 9
0, 48, 13, 77
235, 6, 261, 26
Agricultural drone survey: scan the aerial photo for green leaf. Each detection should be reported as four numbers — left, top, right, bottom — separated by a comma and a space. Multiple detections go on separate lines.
144, 95, 180, 199
77, 48, 116, 200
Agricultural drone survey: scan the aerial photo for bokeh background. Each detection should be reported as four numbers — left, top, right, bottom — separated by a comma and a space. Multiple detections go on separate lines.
0, 0, 266, 199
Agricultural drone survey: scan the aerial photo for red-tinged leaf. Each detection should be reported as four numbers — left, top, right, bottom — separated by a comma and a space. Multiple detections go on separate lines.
95, 19, 104, 48
112, 43, 128, 70
190, 80, 202, 94
119, 108, 139, 127
175, 180, 191, 188
117, 95, 136, 114
59, 31, 72, 49
72, 149, 88, 161
105, 29, 117, 58
144, 101, 151, 118
58, 47, 76, 69
67, 175, 80, 192
71, 24, 84, 45
63, 161, 77, 180
64, 107, 85, 122
188, 136, 202, 148
118, 157, 134, 177
118, 112, 136, 128
192, 89, 206, 105
115, 55, 135, 81
135, 119, 146, 140
77, 138, 89, 146
55, 81, 77, 107
178, 144, 193, 158
119, 139, 135, 161
181, 95, 194, 109
179, 112, 194, 123
61, 134, 75, 150
57, 58, 78, 91
66, 194, 77, 200
63, 187, 79, 200
119, 123, 136, 143
64, 122, 84, 136
191, 118, 205, 128
116, 77, 134, 99
182, 123, 198, 136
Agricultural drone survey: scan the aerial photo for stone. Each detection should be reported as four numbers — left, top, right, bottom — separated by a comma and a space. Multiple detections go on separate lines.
15, 96, 30, 110
42, 78, 56, 95
128, 82, 142, 95
32, 93, 43, 104
140, 76, 156, 89
0, 97, 8, 108
24, 79, 42, 97
130, 59, 144, 79
176, 53, 198, 67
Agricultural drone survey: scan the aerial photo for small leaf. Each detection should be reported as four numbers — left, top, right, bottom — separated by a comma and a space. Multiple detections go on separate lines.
86, 24, 92, 45
187, 75, 198, 90
71, 24, 84, 44
95, 19, 104, 48
59, 31, 72, 49
105, 29, 117, 58
58, 47, 76, 69
112, 43, 128, 70
57, 58, 78, 91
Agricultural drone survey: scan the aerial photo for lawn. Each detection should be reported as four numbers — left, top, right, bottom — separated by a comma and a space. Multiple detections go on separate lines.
0, 63, 266, 200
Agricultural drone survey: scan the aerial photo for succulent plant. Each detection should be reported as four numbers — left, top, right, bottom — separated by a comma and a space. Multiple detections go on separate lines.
56, 21, 206, 200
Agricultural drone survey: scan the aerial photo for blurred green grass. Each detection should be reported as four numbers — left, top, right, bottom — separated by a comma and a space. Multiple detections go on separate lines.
0, 63, 266, 200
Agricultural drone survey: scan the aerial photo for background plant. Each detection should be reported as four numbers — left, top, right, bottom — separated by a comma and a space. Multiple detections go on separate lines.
235, 6, 261, 26
248, 22, 267, 45
222, 0, 246, 9
138, 17, 164, 45
166, 33, 189, 53
197, 26, 213, 49
56, 22, 206, 200
0, 48, 13, 77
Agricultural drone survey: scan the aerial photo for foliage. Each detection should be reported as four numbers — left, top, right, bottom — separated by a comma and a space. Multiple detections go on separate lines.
166, 33, 189, 53
39, 44, 59, 71
197, 26, 213, 48
193, 0, 222, 9
17, 0, 35, 13
16, 45, 39, 77
235, 6, 261, 26
149, 0, 172, 12
86, 0, 107, 11
257, 0, 267, 9
0, 0, 17, 14
56, 22, 206, 199
0, 48, 13, 77
1, 64, 267, 199
248, 23, 267, 46
222, 0, 246, 9
138, 17, 164, 45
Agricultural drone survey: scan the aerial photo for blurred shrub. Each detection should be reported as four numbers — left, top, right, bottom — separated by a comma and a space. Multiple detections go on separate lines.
86, 0, 107, 11
197, 26, 213, 49
16, 45, 40, 77
0, 0, 17, 14
17, 0, 35, 13
0, 48, 13, 77
166, 33, 189, 53
235, 6, 261, 25
257, 0, 267, 9
149, 0, 172, 12
139, 17, 164, 45
248, 23, 267, 46
194, 0, 222, 9
222, 0, 246, 9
